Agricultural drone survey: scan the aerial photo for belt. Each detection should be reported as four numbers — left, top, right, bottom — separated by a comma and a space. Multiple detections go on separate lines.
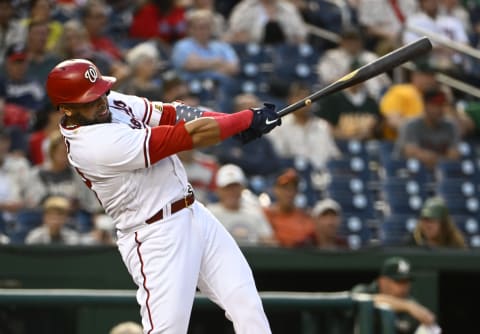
146, 191, 195, 224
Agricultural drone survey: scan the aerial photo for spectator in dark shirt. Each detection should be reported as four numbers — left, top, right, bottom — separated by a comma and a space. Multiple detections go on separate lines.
352, 256, 440, 334
394, 88, 460, 170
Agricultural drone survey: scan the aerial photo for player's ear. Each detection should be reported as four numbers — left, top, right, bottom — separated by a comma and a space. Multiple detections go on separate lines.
59, 105, 72, 116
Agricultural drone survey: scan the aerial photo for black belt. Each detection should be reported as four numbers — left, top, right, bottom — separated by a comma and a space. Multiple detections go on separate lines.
146, 192, 195, 224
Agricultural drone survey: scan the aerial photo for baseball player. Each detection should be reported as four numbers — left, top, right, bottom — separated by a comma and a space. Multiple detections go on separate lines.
45, 59, 281, 334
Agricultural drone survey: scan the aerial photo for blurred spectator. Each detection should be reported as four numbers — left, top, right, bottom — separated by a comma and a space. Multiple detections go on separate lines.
177, 149, 218, 204
82, 0, 124, 61
394, 88, 460, 170
207, 164, 276, 246
403, 0, 469, 73
25, 131, 102, 230
0, 129, 33, 229
440, 0, 472, 33
110, 321, 143, 334
56, 19, 130, 88
28, 102, 63, 166
316, 28, 391, 101
407, 196, 467, 248
267, 82, 340, 172
451, 99, 480, 137
263, 168, 316, 247
25, 195, 80, 245
357, 0, 418, 54
311, 198, 348, 249
171, 9, 239, 111
186, 0, 226, 38
160, 69, 198, 103
128, 0, 187, 46
80, 212, 115, 245
211, 93, 286, 178
123, 41, 163, 100
351, 256, 440, 334
380, 60, 438, 140
315, 81, 382, 140
0, 0, 27, 66
1, 43, 47, 126
25, 20, 62, 83
21, 0, 64, 51
225, 0, 308, 44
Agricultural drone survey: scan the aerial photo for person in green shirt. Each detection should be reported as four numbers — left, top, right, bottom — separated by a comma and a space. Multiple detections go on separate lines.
351, 257, 439, 334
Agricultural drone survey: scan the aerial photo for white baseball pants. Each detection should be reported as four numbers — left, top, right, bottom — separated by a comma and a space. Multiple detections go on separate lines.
116, 201, 271, 334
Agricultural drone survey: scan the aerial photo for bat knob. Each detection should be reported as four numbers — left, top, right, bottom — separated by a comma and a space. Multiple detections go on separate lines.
305, 99, 312, 105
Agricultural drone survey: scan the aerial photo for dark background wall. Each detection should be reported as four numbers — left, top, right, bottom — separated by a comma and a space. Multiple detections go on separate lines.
0, 245, 478, 333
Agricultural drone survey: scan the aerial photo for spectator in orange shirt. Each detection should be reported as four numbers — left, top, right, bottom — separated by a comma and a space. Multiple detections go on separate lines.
263, 168, 316, 248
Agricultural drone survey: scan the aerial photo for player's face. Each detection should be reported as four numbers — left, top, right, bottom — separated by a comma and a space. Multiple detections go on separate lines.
62, 95, 111, 126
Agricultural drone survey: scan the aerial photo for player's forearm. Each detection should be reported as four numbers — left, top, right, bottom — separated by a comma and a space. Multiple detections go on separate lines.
184, 110, 253, 147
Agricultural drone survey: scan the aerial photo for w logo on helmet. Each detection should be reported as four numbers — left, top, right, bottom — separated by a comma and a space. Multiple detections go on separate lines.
84, 66, 98, 83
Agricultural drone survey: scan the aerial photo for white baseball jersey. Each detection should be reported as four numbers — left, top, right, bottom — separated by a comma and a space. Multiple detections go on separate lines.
60, 91, 191, 232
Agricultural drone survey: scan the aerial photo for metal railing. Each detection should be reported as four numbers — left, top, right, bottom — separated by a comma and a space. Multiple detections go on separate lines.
0, 289, 395, 334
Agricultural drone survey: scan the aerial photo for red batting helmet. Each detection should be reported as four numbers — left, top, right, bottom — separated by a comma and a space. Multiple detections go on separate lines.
46, 59, 116, 106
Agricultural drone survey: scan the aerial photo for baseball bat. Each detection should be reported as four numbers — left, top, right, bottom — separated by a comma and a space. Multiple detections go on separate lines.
277, 36, 433, 117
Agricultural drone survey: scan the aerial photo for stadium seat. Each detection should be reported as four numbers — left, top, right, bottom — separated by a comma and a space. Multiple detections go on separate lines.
271, 43, 321, 88
452, 215, 480, 248
439, 193, 480, 216
326, 157, 371, 182
381, 214, 418, 246
9, 209, 43, 244
436, 179, 478, 198
338, 213, 374, 249
380, 158, 430, 184
436, 159, 480, 182
381, 178, 426, 215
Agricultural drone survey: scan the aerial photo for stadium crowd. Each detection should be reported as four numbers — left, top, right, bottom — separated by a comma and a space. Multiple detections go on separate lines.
0, 0, 480, 250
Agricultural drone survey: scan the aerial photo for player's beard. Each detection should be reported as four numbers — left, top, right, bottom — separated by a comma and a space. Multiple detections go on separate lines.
70, 107, 112, 126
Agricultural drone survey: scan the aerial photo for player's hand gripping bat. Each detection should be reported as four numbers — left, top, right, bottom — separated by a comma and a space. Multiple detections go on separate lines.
277, 36, 433, 117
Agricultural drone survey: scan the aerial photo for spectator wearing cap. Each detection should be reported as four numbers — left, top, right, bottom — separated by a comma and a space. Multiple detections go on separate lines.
380, 60, 438, 140
1, 43, 47, 129
25, 195, 80, 245
352, 256, 439, 334
316, 28, 391, 101
263, 168, 316, 248
0, 0, 27, 66
311, 198, 348, 249
207, 164, 276, 246
394, 87, 460, 170
407, 196, 467, 248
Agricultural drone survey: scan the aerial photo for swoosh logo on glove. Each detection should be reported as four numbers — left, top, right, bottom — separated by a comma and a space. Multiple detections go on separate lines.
265, 118, 278, 125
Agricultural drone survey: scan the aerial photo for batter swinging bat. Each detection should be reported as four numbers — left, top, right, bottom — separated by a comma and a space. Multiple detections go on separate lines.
277, 36, 433, 117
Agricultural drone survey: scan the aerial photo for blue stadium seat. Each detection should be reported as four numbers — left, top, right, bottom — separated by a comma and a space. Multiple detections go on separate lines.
326, 157, 370, 182
232, 43, 275, 96
271, 43, 321, 87
381, 214, 418, 246
380, 178, 427, 216
439, 194, 480, 216
452, 215, 480, 248
436, 159, 480, 181
436, 179, 478, 198
381, 158, 430, 184
335, 139, 369, 159
338, 213, 374, 249
326, 176, 366, 196
9, 209, 43, 244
